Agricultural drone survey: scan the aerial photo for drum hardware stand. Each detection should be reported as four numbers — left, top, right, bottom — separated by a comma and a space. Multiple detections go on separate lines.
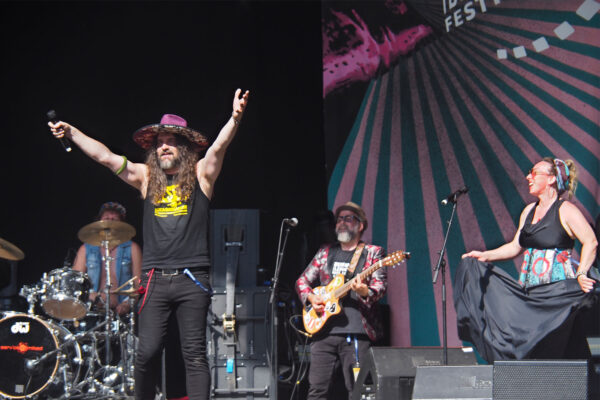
100, 236, 115, 367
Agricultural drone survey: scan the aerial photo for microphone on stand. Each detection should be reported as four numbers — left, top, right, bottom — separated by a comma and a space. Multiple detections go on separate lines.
283, 217, 299, 227
441, 186, 469, 205
47, 109, 72, 152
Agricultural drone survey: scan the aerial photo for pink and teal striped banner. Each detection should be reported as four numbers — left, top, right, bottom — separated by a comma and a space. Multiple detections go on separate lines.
325, 0, 600, 348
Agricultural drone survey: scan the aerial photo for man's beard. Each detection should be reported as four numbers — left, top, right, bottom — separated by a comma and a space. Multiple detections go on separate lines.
159, 154, 179, 170
336, 227, 358, 243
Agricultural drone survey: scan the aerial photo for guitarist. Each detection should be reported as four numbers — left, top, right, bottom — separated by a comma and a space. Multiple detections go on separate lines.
295, 201, 387, 400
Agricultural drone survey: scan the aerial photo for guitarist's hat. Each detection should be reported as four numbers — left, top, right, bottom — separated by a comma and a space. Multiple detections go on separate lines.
334, 201, 368, 231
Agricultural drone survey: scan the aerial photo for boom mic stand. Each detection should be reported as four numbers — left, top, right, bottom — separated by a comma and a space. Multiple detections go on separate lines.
432, 196, 459, 366
268, 219, 293, 400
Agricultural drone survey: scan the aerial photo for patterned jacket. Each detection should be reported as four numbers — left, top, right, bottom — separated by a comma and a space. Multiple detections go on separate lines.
295, 242, 387, 341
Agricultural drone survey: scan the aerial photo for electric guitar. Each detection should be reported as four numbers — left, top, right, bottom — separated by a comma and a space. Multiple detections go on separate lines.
302, 250, 410, 335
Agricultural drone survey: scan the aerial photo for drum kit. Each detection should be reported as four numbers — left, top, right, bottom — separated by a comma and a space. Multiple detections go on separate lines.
0, 220, 138, 399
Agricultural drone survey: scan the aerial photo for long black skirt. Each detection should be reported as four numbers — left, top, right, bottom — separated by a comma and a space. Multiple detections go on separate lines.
453, 257, 596, 363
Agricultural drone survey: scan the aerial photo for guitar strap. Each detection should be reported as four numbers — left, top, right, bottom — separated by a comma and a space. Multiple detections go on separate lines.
344, 242, 365, 281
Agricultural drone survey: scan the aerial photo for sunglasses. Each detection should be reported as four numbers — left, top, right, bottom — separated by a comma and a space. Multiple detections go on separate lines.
528, 169, 551, 179
336, 215, 360, 224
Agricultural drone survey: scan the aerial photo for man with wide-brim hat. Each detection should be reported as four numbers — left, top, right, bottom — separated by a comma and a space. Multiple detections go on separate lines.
296, 200, 387, 400
334, 201, 368, 233
132, 113, 210, 153
49, 88, 250, 400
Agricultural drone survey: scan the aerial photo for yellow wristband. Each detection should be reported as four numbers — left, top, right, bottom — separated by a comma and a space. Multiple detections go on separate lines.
115, 155, 127, 175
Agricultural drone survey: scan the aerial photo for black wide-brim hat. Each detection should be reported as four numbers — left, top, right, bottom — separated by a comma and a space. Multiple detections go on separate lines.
133, 114, 209, 152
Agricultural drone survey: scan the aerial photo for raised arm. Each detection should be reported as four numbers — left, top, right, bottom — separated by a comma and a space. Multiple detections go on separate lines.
197, 89, 250, 198
48, 121, 147, 191
462, 203, 533, 262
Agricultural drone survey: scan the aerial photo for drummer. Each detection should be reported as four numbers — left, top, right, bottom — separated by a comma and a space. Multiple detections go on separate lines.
73, 202, 142, 316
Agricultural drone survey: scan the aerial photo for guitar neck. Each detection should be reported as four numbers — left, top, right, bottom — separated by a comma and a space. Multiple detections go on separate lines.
332, 259, 383, 299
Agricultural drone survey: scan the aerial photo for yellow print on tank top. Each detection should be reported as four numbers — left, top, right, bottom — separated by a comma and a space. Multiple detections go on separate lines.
155, 184, 188, 217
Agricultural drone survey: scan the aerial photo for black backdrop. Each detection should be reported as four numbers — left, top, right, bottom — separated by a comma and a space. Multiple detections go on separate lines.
0, 1, 326, 293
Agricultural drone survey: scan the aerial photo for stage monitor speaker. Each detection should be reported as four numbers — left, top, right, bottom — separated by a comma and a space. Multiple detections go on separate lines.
587, 337, 600, 399
411, 365, 493, 400
493, 360, 589, 400
351, 347, 477, 400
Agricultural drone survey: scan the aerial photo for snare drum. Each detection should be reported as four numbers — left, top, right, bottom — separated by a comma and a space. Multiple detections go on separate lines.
0, 313, 84, 399
41, 268, 91, 321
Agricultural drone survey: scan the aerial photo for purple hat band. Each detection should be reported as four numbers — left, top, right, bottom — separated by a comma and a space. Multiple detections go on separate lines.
160, 114, 187, 127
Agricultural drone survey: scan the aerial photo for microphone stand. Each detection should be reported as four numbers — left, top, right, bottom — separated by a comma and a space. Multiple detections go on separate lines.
432, 196, 459, 366
268, 220, 292, 400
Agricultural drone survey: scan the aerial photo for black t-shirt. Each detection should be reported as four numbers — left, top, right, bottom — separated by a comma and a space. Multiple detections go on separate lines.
142, 180, 210, 270
326, 245, 366, 335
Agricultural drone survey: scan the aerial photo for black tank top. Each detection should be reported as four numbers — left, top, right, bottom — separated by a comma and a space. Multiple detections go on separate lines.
519, 199, 574, 250
142, 180, 210, 270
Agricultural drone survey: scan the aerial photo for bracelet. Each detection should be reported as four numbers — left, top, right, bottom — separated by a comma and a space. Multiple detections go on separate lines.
575, 270, 587, 279
231, 113, 240, 125
115, 155, 127, 175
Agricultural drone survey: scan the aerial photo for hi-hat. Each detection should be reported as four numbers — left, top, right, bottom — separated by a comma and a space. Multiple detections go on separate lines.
0, 237, 25, 261
77, 220, 136, 247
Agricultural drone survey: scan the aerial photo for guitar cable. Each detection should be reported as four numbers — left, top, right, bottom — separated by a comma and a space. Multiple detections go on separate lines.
289, 314, 313, 338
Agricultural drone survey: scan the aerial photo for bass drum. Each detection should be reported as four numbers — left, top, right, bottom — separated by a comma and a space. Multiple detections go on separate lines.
0, 313, 84, 399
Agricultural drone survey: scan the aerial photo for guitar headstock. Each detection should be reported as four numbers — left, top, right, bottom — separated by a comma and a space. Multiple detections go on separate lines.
382, 250, 410, 267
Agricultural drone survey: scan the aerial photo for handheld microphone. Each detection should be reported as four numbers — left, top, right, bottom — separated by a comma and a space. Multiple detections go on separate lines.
283, 217, 299, 227
47, 109, 72, 152
441, 186, 469, 205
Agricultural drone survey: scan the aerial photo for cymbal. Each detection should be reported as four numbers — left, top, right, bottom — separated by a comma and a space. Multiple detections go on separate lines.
78, 220, 136, 247
110, 287, 139, 297
0, 237, 24, 261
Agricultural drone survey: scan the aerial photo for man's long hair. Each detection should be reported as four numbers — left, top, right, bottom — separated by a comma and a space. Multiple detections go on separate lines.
145, 136, 200, 205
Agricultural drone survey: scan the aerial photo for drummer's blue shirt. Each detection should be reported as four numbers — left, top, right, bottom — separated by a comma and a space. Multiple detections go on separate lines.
85, 241, 133, 304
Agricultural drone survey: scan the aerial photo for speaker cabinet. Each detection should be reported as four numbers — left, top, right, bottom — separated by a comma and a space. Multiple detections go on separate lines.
210, 209, 259, 288
493, 360, 589, 400
412, 365, 493, 400
351, 347, 478, 400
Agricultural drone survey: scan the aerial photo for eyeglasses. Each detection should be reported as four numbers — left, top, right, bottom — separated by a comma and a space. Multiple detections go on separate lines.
528, 169, 551, 179
336, 215, 360, 224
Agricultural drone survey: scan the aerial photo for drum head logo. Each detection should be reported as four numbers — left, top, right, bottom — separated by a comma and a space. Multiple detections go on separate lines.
11, 321, 30, 334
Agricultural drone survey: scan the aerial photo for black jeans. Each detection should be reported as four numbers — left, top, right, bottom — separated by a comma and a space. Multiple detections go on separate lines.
135, 269, 212, 400
308, 334, 371, 400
